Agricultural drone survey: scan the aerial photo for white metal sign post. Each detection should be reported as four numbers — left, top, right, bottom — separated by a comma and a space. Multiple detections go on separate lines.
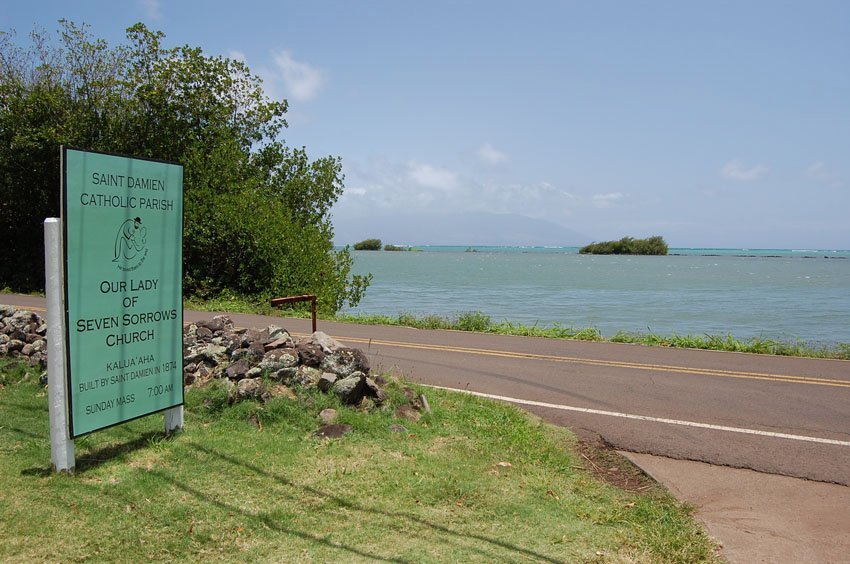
45, 217, 75, 472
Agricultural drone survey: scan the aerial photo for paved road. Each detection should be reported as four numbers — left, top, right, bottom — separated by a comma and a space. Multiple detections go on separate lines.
7, 293, 849, 485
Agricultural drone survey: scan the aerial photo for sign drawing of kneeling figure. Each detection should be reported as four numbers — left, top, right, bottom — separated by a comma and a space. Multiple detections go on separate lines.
113, 217, 147, 262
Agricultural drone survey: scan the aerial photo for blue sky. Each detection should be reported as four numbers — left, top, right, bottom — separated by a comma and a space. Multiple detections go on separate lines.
4, 1, 849, 248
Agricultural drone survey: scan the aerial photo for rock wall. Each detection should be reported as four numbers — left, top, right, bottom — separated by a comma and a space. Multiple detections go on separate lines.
0, 306, 386, 407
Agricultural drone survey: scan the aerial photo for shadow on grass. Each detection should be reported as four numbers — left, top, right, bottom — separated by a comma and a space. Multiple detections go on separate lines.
151, 442, 565, 563
20, 430, 174, 476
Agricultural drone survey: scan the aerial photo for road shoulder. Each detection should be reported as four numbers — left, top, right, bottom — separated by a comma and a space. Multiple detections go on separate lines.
622, 452, 850, 563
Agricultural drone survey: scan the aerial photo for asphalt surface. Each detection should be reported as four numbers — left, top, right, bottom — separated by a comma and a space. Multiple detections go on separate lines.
5, 294, 850, 561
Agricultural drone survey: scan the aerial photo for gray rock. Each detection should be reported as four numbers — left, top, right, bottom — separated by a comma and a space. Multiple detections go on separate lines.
196, 326, 213, 340
267, 325, 290, 340
311, 331, 343, 353
184, 343, 228, 365
225, 359, 251, 380
260, 349, 298, 371
269, 367, 298, 383
236, 378, 264, 400
363, 377, 387, 404
319, 408, 338, 424
245, 367, 263, 378
21, 343, 33, 356
318, 372, 338, 392
389, 424, 408, 433
332, 375, 366, 405
264, 336, 293, 351
31, 339, 46, 353
6, 339, 24, 353
293, 366, 323, 388
320, 347, 370, 378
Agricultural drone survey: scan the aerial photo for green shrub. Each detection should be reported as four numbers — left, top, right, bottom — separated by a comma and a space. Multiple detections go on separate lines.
354, 238, 382, 251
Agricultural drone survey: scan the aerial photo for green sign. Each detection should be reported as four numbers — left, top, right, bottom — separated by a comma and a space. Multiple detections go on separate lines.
62, 148, 184, 437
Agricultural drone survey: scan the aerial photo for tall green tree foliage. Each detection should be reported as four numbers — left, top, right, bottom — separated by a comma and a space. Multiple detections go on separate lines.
0, 21, 370, 312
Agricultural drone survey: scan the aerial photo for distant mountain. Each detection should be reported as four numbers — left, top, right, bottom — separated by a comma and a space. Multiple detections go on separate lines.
333, 211, 590, 247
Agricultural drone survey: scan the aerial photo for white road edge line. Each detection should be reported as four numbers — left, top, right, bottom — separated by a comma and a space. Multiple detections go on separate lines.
428, 385, 850, 447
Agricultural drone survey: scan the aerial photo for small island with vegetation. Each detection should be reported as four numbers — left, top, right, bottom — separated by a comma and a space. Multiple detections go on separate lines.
353, 239, 417, 251
353, 238, 383, 251
579, 236, 669, 255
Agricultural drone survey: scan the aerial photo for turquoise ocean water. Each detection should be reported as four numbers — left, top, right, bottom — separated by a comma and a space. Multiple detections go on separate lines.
346, 247, 850, 345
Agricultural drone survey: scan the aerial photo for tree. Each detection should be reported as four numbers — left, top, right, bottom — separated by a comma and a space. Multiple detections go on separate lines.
0, 21, 370, 312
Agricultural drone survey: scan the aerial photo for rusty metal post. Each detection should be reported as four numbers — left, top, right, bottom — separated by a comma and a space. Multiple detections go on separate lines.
270, 294, 317, 333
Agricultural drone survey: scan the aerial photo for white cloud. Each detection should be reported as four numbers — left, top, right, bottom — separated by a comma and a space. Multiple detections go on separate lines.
139, 0, 162, 20
229, 50, 247, 63
721, 160, 768, 181
270, 50, 324, 102
592, 192, 626, 208
407, 162, 459, 191
337, 158, 586, 229
345, 187, 367, 197
477, 143, 509, 165
807, 161, 843, 188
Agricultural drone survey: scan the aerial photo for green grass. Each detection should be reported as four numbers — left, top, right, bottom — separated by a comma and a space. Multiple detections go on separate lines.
0, 359, 719, 562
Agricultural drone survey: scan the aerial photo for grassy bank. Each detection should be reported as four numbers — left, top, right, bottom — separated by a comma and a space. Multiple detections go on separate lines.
186, 296, 850, 360
0, 360, 718, 562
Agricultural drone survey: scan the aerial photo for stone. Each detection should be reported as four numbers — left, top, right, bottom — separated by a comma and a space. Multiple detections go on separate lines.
332, 375, 366, 405
264, 336, 293, 351
311, 331, 343, 353
313, 424, 352, 439
236, 378, 264, 400
246, 367, 263, 378
184, 343, 228, 365
195, 326, 213, 340
260, 349, 299, 371
267, 325, 290, 340
318, 372, 338, 392
249, 340, 266, 358
269, 367, 298, 383
29, 352, 46, 367
296, 342, 325, 367
319, 408, 338, 425
363, 377, 387, 404
6, 339, 24, 353
21, 343, 33, 356
293, 366, 323, 388
225, 359, 251, 380
389, 424, 408, 433
320, 347, 370, 378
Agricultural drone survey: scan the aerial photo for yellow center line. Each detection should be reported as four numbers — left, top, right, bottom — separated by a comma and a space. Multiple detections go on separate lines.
337, 336, 850, 389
